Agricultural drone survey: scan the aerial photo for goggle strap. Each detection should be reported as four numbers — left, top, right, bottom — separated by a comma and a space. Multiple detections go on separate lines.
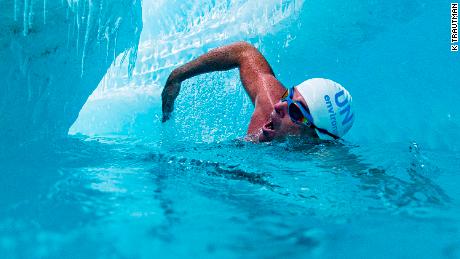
314, 126, 340, 140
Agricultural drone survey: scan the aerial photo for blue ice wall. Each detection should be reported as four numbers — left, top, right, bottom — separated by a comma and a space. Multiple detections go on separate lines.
0, 0, 142, 147
72, 0, 459, 151
70, 0, 305, 141
1, 1, 456, 151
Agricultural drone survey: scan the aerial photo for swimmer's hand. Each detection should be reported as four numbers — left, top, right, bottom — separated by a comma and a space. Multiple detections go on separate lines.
161, 76, 181, 122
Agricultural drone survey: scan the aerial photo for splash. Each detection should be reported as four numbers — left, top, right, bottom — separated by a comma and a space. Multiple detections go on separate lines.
72, 0, 304, 137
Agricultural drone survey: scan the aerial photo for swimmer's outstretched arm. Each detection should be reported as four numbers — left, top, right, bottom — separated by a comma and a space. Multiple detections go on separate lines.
161, 41, 275, 122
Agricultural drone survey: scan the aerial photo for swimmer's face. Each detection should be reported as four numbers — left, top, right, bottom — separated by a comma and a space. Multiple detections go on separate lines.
260, 88, 317, 142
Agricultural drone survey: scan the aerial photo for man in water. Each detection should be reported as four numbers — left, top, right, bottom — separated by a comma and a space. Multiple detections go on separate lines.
162, 42, 354, 142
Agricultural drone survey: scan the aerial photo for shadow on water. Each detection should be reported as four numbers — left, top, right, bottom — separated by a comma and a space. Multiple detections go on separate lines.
147, 167, 178, 243
143, 151, 277, 188
283, 138, 451, 216
0, 134, 454, 257
142, 136, 451, 218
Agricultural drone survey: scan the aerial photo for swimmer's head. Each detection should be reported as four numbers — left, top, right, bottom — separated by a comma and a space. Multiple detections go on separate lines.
295, 78, 354, 140
260, 78, 354, 142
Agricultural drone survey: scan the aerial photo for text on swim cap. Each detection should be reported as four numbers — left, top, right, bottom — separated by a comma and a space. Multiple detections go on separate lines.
324, 90, 354, 133
324, 95, 338, 134
334, 90, 354, 126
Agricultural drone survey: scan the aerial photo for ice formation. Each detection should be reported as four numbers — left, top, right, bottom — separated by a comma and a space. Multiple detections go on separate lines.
71, 0, 459, 151
70, 0, 305, 138
1, 0, 458, 151
0, 0, 142, 145
92, 0, 304, 93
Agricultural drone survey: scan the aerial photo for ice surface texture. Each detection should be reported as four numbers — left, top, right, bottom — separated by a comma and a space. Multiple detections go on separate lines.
73, 0, 460, 151
0, 0, 142, 145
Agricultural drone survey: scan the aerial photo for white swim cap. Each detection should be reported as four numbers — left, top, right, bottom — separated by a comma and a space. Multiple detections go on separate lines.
295, 78, 354, 140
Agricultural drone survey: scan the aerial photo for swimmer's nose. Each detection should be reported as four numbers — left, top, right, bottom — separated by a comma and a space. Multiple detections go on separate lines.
274, 101, 288, 118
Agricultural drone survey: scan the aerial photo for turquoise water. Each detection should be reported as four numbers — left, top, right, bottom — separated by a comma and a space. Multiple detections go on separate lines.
1, 137, 459, 258
1, 0, 460, 258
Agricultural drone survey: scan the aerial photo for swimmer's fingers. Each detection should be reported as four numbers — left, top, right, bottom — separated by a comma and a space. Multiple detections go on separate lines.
161, 112, 171, 122
161, 99, 171, 122
161, 91, 174, 122
161, 80, 181, 122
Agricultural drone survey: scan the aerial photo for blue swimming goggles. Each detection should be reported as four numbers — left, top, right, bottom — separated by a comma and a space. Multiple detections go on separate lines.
281, 88, 339, 140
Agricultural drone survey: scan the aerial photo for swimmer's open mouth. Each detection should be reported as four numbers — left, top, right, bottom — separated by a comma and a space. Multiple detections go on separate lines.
260, 115, 277, 142
266, 120, 274, 130
262, 119, 276, 138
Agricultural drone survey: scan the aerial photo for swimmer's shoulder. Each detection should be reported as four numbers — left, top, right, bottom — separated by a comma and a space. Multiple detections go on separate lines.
255, 74, 286, 104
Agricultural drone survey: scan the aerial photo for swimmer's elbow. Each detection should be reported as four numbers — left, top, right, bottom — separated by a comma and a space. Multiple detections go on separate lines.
234, 41, 260, 60
234, 41, 255, 50
234, 41, 274, 76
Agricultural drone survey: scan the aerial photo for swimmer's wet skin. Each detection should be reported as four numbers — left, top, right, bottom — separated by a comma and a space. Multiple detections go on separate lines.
161, 41, 354, 142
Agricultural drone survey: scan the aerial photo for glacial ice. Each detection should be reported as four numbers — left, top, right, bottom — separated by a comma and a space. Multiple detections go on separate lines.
0, 0, 142, 146
71, 0, 460, 151
70, 0, 305, 140
1, 0, 459, 152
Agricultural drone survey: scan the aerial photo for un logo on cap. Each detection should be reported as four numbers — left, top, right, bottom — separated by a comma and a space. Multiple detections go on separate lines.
335, 90, 354, 126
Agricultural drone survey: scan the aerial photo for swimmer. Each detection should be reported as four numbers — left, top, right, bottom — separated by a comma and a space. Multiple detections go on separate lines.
162, 42, 354, 142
